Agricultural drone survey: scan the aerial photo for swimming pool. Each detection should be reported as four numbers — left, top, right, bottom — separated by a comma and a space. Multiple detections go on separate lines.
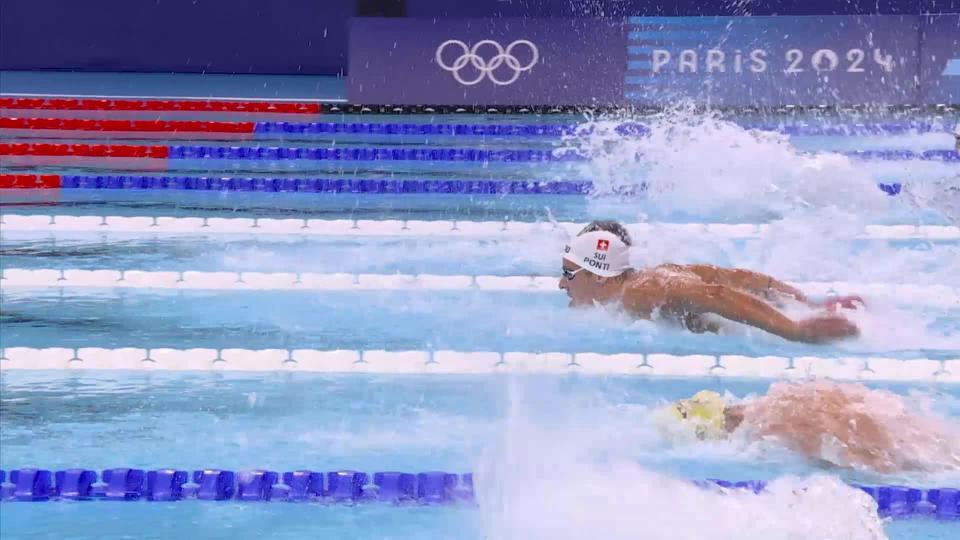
1, 97, 959, 539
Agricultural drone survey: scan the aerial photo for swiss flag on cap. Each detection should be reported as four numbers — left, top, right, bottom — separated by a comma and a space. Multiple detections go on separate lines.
596, 239, 610, 251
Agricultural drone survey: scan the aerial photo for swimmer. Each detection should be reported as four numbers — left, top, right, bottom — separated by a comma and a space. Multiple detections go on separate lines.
657, 380, 960, 473
954, 124, 960, 153
559, 220, 860, 343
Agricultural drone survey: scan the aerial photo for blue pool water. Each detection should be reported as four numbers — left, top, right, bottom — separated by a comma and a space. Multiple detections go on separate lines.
2, 108, 959, 539
1, 373, 960, 539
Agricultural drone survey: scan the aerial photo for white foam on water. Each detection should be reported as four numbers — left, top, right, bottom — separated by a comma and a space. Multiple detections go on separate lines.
475, 378, 888, 540
566, 109, 890, 221
902, 176, 960, 226
835, 302, 960, 352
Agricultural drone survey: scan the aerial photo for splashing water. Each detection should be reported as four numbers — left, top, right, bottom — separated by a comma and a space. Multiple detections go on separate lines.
565, 108, 891, 222
902, 176, 960, 226
476, 378, 888, 540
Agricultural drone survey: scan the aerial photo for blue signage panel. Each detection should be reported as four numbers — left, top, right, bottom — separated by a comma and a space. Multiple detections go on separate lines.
624, 16, 922, 106
347, 18, 625, 106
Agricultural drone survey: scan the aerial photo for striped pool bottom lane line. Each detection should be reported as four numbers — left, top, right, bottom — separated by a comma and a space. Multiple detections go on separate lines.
1, 269, 957, 309
0, 348, 956, 382
1, 215, 957, 241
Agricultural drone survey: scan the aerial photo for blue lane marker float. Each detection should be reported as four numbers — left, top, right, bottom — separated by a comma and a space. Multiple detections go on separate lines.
846, 149, 959, 161
58, 176, 595, 195
164, 145, 958, 162
0, 468, 472, 505
0, 468, 957, 518
250, 121, 947, 138
57, 175, 903, 197
253, 122, 580, 137
166, 146, 587, 162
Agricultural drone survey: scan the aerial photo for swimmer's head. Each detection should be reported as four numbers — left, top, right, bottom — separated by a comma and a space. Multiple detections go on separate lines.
655, 390, 728, 442
559, 220, 633, 307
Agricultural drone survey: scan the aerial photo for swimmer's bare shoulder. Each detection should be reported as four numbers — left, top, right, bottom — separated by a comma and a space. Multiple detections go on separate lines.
620, 269, 667, 318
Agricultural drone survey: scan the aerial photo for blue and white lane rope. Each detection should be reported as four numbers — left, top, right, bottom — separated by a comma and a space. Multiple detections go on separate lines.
1, 270, 956, 309
164, 145, 958, 162
55, 176, 595, 194
0, 467, 955, 519
1, 348, 957, 382
249, 121, 950, 138
2, 215, 956, 241
32, 175, 909, 197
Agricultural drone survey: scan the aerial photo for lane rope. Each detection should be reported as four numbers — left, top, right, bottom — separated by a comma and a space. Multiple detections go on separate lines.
2, 215, 956, 241
1, 269, 956, 308
2, 142, 957, 162
0, 175, 595, 195
0, 174, 907, 198
1, 117, 951, 137
1, 347, 957, 382
0, 467, 954, 519
3, 96, 958, 115
0, 97, 323, 114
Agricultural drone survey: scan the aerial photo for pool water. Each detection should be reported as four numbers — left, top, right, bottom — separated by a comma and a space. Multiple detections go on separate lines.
1, 107, 959, 539
1, 373, 960, 539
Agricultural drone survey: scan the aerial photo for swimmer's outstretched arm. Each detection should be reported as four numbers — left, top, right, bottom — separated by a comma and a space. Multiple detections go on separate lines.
685, 265, 809, 303
625, 282, 857, 343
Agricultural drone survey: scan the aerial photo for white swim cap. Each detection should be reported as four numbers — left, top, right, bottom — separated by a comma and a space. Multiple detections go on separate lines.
563, 230, 631, 277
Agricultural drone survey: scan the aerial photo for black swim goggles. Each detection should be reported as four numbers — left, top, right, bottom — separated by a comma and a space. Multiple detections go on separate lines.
561, 267, 585, 280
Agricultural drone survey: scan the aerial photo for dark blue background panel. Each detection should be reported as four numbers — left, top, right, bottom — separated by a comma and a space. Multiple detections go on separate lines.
0, 0, 352, 75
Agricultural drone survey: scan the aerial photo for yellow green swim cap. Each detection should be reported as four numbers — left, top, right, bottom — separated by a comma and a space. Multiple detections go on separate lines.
658, 390, 727, 441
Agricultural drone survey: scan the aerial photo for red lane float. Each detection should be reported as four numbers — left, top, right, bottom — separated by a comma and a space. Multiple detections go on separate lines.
0, 117, 255, 133
0, 143, 168, 171
0, 143, 168, 158
0, 97, 321, 114
0, 174, 61, 189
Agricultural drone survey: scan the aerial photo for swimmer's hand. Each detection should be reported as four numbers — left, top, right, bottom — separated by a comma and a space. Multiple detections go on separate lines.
794, 314, 859, 343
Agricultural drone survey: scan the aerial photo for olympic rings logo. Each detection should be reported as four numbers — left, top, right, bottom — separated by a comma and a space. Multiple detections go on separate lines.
435, 39, 539, 86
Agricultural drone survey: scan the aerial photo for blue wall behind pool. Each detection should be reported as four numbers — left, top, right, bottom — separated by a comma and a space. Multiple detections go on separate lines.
0, 0, 354, 76
1, 0, 956, 76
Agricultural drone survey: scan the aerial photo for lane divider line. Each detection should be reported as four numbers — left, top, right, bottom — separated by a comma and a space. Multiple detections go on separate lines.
2, 96, 957, 115
2, 215, 957, 241
0, 97, 323, 114
1, 269, 956, 307
1, 467, 950, 519
0, 118, 255, 134
0, 174, 905, 198
1, 143, 957, 162
1, 347, 956, 382
0, 467, 951, 517
0, 175, 595, 195
1, 117, 951, 137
